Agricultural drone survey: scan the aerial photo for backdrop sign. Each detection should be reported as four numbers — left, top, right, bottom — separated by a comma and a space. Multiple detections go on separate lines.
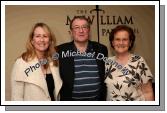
5, 5, 155, 101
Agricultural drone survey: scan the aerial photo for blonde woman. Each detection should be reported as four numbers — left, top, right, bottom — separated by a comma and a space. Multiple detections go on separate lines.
11, 22, 62, 101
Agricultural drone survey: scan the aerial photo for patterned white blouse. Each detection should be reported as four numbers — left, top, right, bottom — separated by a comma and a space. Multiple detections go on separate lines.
105, 54, 153, 101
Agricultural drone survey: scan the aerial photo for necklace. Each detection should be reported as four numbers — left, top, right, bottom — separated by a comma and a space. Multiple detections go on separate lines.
116, 53, 131, 66
42, 66, 51, 78
41, 66, 47, 78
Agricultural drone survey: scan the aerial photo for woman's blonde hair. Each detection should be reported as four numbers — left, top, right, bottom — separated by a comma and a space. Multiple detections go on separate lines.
22, 22, 58, 66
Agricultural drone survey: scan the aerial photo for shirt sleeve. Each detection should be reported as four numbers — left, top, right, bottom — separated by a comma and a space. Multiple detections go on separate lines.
138, 56, 153, 84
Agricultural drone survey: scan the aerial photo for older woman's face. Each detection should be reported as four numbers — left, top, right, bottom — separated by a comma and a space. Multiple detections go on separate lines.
31, 27, 50, 53
112, 30, 131, 54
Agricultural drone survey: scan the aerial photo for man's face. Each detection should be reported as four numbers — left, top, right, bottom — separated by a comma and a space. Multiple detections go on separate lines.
71, 19, 90, 43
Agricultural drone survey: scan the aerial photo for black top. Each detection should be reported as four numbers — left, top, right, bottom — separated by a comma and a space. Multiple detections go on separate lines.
45, 73, 55, 101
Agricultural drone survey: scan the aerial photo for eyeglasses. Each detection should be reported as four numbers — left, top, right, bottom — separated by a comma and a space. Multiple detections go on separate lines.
72, 25, 89, 31
114, 38, 129, 43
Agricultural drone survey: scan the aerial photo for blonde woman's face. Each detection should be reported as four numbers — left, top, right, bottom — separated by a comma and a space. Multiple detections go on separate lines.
31, 27, 50, 53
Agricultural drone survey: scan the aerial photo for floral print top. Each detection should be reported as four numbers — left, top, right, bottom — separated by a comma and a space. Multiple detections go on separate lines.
105, 54, 153, 101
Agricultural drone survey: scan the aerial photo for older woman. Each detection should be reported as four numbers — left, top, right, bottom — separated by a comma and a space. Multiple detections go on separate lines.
11, 22, 62, 101
105, 25, 154, 101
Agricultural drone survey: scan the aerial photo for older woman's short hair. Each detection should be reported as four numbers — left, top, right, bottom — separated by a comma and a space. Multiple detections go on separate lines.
109, 25, 135, 51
